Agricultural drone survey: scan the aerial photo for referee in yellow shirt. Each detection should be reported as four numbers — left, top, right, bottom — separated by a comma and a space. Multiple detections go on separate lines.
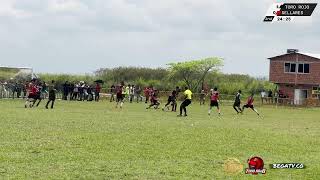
178, 87, 192, 117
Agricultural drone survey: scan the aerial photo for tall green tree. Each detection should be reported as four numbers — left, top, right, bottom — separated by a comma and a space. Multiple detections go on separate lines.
167, 57, 223, 92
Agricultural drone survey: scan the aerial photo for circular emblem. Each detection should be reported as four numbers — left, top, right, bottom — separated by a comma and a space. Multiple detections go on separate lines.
248, 156, 264, 170
223, 158, 243, 175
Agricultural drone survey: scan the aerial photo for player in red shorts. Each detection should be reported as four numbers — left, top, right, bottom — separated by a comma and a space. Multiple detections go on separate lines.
208, 87, 221, 115
242, 93, 260, 115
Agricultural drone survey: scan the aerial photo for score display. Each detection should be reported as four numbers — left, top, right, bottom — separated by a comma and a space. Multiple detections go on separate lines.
263, 3, 317, 22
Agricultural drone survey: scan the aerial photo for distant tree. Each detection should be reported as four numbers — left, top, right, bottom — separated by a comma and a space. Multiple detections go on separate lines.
167, 57, 223, 92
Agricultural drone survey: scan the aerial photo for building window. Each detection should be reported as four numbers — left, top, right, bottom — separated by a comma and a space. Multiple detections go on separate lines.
304, 64, 310, 73
290, 63, 296, 72
298, 64, 303, 73
285, 63, 292, 72
284, 62, 310, 73
298, 63, 310, 73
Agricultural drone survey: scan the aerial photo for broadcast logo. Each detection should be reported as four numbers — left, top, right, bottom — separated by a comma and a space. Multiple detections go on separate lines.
245, 156, 266, 175
271, 163, 305, 169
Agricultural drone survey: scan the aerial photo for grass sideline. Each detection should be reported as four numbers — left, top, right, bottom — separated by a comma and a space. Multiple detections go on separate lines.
0, 99, 319, 179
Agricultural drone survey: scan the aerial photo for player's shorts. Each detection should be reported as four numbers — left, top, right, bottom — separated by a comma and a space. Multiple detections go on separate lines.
48, 90, 56, 100
167, 96, 176, 103
233, 101, 240, 107
35, 93, 41, 100
28, 94, 36, 99
210, 100, 219, 107
181, 99, 191, 107
116, 94, 124, 101
244, 104, 254, 109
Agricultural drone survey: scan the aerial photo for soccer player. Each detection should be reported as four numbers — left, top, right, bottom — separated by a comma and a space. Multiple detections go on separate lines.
45, 80, 56, 109
116, 83, 125, 108
146, 90, 160, 109
32, 82, 43, 107
208, 87, 221, 115
242, 93, 260, 115
25, 82, 37, 108
178, 87, 192, 117
233, 90, 242, 114
162, 89, 177, 111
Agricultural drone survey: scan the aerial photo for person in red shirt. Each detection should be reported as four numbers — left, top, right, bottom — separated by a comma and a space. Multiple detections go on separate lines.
208, 87, 221, 115
32, 82, 42, 107
95, 83, 101, 102
242, 93, 260, 115
24, 82, 37, 108
146, 90, 160, 109
116, 82, 125, 108
144, 87, 150, 104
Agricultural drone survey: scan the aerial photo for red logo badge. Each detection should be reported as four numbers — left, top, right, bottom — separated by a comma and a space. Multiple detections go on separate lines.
245, 156, 267, 175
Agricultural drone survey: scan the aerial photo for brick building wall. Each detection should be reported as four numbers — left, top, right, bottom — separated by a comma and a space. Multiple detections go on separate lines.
278, 84, 314, 100
269, 53, 320, 85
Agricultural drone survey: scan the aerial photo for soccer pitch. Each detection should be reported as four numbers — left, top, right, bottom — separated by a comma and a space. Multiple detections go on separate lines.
0, 99, 319, 179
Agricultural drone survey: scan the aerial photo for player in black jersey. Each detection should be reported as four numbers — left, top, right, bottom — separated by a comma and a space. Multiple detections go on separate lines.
233, 90, 242, 114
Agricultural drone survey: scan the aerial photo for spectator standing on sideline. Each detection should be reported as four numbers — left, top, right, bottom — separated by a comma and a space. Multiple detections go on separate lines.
95, 82, 101, 102
268, 89, 273, 103
87, 85, 93, 101
261, 90, 266, 104
129, 85, 135, 103
110, 84, 115, 102
63, 81, 69, 100
200, 89, 206, 105
135, 86, 142, 103
125, 84, 130, 101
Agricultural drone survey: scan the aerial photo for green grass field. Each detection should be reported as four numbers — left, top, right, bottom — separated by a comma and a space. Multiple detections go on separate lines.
0, 99, 319, 179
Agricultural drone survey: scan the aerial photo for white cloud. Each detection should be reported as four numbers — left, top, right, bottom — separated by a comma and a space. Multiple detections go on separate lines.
0, 0, 33, 18
48, 0, 88, 13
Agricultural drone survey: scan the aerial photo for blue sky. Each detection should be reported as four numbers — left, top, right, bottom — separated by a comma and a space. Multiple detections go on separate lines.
0, 0, 319, 76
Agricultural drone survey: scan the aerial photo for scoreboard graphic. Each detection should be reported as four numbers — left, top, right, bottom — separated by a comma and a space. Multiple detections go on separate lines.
263, 2, 317, 22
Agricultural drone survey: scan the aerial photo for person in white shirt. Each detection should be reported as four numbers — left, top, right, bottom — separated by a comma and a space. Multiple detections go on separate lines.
261, 90, 266, 104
